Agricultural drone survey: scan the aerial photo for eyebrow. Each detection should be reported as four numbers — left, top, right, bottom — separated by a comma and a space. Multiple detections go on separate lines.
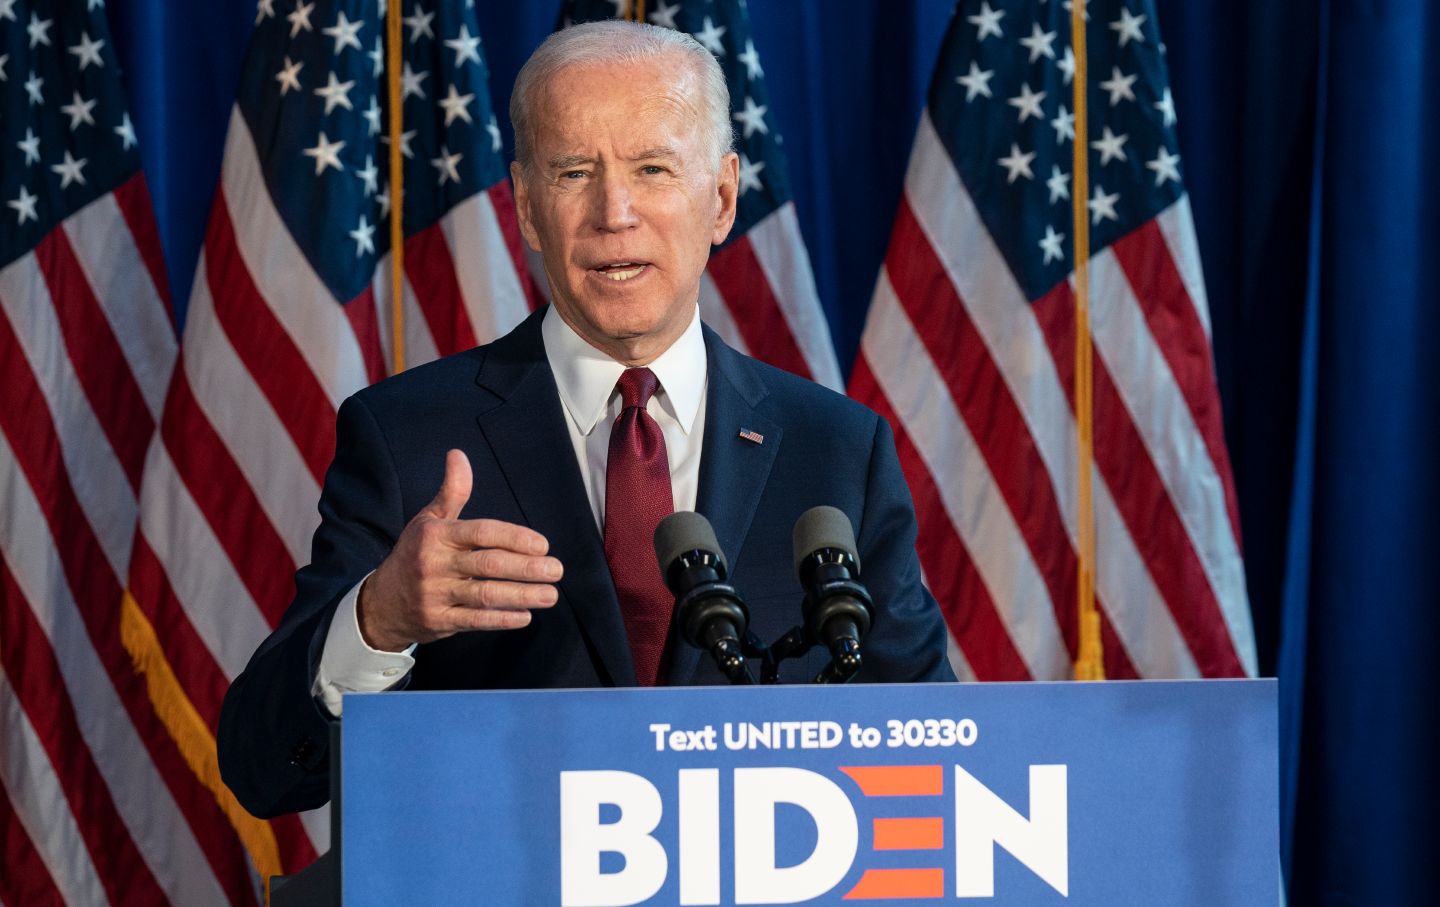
543, 147, 681, 170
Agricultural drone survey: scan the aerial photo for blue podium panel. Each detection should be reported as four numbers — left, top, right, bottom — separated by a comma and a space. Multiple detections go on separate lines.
342, 680, 1276, 906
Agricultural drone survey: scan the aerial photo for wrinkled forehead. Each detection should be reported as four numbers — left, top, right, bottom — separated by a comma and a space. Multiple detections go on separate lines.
530, 56, 707, 152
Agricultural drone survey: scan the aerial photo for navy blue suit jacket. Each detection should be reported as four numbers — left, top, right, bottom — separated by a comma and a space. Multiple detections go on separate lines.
218, 307, 954, 818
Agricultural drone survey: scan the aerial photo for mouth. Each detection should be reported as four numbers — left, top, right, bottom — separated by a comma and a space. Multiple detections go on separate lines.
589, 261, 651, 282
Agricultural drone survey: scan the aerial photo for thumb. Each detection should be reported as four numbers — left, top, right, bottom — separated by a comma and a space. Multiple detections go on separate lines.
426, 449, 473, 520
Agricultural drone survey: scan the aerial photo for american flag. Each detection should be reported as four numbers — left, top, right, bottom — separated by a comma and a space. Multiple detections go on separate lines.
0, 0, 233, 903
115, 0, 538, 899
566, 0, 843, 390
851, 0, 1258, 680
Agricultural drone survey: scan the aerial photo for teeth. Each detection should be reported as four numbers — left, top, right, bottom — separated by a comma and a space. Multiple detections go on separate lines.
602, 265, 645, 281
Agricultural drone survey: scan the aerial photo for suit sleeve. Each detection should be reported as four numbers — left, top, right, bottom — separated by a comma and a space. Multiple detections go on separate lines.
218, 394, 407, 818
853, 413, 958, 683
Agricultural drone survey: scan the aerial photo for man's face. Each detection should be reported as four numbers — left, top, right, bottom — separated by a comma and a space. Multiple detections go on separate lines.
511, 55, 739, 365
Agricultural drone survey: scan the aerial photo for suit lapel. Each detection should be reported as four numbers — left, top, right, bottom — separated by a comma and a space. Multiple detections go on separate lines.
673, 327, 782, 684
473, 311, 636, 687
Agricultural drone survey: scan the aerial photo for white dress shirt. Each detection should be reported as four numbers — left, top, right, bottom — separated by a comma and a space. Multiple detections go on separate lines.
313, 306, 709, 715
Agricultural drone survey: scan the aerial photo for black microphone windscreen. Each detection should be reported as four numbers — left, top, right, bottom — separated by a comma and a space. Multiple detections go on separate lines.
654, 510, 726, 576
792, 506, 860, 576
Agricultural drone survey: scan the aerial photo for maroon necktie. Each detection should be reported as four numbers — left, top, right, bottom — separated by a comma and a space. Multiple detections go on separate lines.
603, 368, 675, 686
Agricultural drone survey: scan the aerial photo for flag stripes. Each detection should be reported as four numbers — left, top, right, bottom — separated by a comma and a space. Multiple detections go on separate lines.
854, 109, 1252, 680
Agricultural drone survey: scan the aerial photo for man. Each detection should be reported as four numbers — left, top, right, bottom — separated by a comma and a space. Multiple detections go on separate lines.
218, 20, 953, 820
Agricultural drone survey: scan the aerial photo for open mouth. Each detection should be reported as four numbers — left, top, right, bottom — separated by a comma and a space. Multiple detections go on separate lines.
591, 261, 650, 282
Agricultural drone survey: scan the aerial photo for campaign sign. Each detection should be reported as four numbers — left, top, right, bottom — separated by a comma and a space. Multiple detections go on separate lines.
341, 680, 1276, 906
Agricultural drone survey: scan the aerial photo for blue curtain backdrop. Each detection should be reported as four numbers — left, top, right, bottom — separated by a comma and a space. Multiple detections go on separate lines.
102, 1, 1437, 901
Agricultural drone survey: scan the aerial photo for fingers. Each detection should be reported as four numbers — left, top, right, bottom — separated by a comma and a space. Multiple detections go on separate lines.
425, 449, 474, 521
446, 517, 549, 556
452, 547, 562, 584
448, 578, 559, 611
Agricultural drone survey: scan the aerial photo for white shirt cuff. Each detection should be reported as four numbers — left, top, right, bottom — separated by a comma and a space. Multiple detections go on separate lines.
313, 573, 416, 718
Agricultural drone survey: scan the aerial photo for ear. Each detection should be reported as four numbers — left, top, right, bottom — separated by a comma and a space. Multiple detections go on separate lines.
510, 160, 543, 252
711, 151, 740, 246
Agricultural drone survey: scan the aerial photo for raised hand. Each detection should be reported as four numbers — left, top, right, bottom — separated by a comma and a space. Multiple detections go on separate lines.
356, 449, 563, 651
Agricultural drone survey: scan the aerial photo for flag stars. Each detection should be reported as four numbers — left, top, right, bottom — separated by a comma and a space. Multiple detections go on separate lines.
8, 185, 38, 224
1099, 66, 1137, 106
404, 8, 435, 43
1088, 185, 1120, 224
486, 115, 501, 153
0, 0, 16, 22
349, 215, 376, 256
115, 112, 137, 150
275, 57, 303, 95
1090, 125, 1129, 165
401, 62, 428, 100
956, 61, 994, 101
431, 145, 463, 185
377, 184, 391, 219
355, 155, 379, 196
303, 131, 346, 175
369, 37, 384, 78
1039, 225, 1065, 264
1019, 23, 1057, 62
0, 53, 7, 81
737, 39, 763, 81
51, 150, 88, 189
27, 12, 52, 48
24, 71, 43, 105
380, 129, 416, 159
439, 84, 474, 126
1155, 88, 1177, 127
737, 153, 766, 196
61, 91, 98, 130
733, 95, 769, 138
68, 32, 106, 70
17, 128, 40, 165
287, 1, 314, 38
967, 2, 1004, 41
314, 71, 355, 114
323, 11, 364, 55
254, 0, 275, 25
1008, 83, 1046, 123
1046, 165, 1071, 203
445, 24, 483, 67
648, 0, 680, 30
1057, 46, 1076, 85
364, 96, 381, 135
1146, 147, 1181, 185
997, 143, 1035, 183
1051, 105, 1075, 144
694, 17, 727, 55
1110, 7, 1147, 46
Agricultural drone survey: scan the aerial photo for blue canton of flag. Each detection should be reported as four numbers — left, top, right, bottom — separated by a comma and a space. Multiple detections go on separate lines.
563, 0, 844, 389
243, 0, 508, 305
932, 0, 1184, 301
2, 0, 141, 266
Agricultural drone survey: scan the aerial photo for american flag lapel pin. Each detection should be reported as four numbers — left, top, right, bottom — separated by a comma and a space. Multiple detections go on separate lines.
738, 428, 764, 445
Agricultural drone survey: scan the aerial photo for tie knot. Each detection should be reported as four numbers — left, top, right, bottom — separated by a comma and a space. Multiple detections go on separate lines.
616, 367, 660, 410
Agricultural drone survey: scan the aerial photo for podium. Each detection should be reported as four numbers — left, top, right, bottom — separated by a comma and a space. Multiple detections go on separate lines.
274, 679, 1276, 905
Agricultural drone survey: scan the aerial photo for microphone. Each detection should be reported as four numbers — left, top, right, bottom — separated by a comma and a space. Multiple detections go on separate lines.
792, 506, 875, 681
654, 512, 753, 684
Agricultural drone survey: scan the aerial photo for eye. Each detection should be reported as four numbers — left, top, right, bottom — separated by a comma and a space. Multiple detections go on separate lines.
560, 170, 587, 180
641, 165, 666, 175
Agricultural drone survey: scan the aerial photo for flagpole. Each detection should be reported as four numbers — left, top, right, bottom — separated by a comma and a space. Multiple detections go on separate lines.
387, 0, 406, 375
1070, 2, 1104, 680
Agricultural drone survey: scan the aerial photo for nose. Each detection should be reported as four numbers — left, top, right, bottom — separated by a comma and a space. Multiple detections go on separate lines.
592, 170, 639, 233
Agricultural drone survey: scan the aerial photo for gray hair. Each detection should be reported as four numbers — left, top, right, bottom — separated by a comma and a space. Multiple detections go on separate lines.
510, 20, 733, 171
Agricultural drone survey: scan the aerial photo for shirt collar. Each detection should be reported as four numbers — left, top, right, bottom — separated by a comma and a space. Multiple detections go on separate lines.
541, 305, 707, 437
